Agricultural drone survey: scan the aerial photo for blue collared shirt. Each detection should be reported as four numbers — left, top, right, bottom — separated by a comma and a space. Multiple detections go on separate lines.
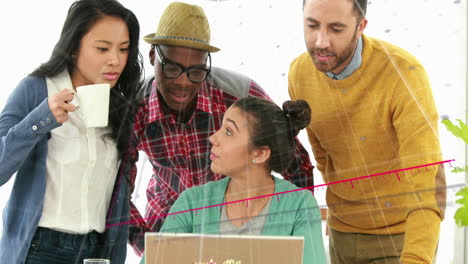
326, 36, 363, 80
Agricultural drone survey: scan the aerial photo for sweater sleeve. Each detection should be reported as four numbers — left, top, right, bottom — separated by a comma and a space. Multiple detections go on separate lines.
292, 191, 327, 264
0, 77, 59, 185
288, 61, 326, 177
390, 63, 445, 263
160, 189, 194, 233
305, 127, 328, 176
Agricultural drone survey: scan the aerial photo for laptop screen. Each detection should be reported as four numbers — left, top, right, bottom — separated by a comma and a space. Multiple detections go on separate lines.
145, 232, 304, 264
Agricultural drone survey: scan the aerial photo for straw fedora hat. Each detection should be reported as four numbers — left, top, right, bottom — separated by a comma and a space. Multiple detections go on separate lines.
144, 2, 220, 52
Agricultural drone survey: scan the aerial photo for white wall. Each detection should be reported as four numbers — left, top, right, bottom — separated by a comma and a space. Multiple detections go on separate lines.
0, 1, 466, 263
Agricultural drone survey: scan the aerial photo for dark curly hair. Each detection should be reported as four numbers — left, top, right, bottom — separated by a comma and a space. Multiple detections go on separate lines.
233, 97, 311, 173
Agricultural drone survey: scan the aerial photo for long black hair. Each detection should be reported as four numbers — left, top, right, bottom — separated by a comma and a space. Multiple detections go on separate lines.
31, 0, 143, 159
233, 97, 311, 173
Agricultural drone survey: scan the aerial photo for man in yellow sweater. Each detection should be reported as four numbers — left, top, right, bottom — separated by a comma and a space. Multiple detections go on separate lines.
288, 0, 446, 263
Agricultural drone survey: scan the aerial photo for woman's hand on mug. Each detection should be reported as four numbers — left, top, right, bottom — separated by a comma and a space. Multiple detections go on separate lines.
48, 89, 77, 124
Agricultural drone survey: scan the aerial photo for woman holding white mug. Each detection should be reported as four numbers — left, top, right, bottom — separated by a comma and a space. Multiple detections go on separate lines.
0, 0, 143, 263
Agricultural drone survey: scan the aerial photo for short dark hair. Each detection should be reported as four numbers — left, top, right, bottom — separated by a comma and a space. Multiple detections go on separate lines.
352, 0, 367, 19
303, 0, 367, 20
31, 0, 143, 160
233, 97, 311, 173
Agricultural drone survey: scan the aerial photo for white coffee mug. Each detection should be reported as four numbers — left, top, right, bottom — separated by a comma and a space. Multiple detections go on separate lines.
73, 83, 110, 128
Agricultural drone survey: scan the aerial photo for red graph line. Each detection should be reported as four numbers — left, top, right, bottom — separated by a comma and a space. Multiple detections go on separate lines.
107, 159, 454, 228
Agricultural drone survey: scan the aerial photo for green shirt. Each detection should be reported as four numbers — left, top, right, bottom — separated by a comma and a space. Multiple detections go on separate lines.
141, 177, 326, 264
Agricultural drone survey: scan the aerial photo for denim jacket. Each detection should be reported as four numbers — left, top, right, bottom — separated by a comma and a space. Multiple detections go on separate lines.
0, 76, 133, 263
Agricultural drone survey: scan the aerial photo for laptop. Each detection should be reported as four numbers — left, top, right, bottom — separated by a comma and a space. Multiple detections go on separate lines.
144, 232, 304, 264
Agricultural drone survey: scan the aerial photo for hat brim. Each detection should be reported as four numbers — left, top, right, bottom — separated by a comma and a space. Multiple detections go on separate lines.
144, 33, 220, 53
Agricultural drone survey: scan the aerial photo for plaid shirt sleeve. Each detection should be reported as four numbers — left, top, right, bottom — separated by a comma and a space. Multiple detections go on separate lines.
128, 160, 147, 256
127, 104, 149, 256
248, 80, 315, 189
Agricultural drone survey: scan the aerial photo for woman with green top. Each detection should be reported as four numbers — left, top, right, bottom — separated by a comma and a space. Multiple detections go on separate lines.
141, 97, 326, 263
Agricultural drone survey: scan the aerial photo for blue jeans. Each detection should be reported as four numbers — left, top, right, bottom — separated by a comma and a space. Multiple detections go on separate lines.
25, 227, 106, 264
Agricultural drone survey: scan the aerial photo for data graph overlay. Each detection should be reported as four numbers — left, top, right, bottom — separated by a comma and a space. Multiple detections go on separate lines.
108, 159, 456, 228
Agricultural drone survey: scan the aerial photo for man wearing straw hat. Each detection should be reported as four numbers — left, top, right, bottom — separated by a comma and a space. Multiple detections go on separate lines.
126, 2, 315, 255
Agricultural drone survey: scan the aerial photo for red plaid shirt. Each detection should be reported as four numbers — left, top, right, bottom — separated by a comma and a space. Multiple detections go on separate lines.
128, 77, 314, 255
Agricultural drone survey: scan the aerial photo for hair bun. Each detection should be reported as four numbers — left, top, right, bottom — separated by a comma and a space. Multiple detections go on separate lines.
282, 100, 311, 136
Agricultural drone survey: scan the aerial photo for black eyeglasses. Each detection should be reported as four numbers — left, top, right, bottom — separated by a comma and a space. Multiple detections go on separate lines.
154, 45, 211, 83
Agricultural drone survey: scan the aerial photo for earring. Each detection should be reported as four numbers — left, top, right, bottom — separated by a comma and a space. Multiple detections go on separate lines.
252, 159, 256, 164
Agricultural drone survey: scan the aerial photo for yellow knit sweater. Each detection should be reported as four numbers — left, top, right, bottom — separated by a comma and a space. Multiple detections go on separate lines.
289, 35, 446, 264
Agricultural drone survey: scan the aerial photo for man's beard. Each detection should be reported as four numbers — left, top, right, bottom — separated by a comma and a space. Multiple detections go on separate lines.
309, 28, 359, 73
